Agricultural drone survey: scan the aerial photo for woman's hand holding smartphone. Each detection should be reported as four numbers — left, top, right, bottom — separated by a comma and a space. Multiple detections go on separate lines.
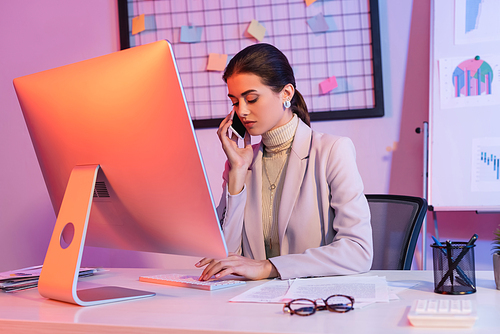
229, 111, 246, 139
217, 110, 253, 195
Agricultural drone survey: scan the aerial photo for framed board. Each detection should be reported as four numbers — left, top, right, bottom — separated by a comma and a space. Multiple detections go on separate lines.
428, 0, 500, 211
118, 0, 384, 128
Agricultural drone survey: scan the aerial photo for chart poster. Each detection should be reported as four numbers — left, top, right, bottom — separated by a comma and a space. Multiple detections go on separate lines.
438, 55, 500, 109
455, 0, 500, 45
471, 137, 500, 192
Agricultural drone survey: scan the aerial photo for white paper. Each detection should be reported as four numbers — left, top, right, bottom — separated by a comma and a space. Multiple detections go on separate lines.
230, 279, 293, 303
455, 0, 500, 45
231, 275, 392, 307
471, 137, 500, 192
387, 280, 420, 300
282, 276, 390, 304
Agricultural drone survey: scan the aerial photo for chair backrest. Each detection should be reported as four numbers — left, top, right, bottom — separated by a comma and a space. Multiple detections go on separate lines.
366, 194, 428, 270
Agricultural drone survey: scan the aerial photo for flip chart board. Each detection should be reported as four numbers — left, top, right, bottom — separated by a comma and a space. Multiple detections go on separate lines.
428, 0, 500, 211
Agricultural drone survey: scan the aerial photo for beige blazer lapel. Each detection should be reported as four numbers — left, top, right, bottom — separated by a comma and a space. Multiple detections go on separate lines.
278, 120, 311, 254
243, 145, 266, 260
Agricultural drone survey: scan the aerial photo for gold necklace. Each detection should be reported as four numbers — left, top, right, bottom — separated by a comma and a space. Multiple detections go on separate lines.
263, 147, 291, 250
263, 155, 288, 191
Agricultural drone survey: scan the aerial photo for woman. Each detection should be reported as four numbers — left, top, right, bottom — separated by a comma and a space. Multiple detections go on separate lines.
196, 43, 373, 280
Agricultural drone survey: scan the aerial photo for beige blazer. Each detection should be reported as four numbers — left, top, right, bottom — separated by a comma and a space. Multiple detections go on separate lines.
217, 119, 373, 279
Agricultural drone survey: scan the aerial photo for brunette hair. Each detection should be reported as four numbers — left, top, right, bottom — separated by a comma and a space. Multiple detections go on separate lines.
223, 43, 310, 126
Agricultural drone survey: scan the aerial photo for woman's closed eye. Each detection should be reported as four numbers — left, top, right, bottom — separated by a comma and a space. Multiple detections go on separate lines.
246, 94, 258, 103
230, 98, 257, 106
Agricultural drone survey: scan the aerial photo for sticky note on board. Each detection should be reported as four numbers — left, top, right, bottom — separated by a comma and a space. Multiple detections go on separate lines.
307, 13, 330, 33
386, 141, 398, 152
319, 76, 338, 94
207, 53, 228, 71
305, 0, 317, 6
180, 26, 203, 43
144, 15, 156, 30
246, 20, 266, 42
132, 14, 145, 35
324, 16, 338, 31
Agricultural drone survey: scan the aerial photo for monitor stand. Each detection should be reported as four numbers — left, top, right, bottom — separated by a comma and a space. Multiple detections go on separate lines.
37, 164, 155, 306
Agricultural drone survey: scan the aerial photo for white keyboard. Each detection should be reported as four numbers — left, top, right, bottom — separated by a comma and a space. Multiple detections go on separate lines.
407, 299, 477, 328
139, 274, 246, 291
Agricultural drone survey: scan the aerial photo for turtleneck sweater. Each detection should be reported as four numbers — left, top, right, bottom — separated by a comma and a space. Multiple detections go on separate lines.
261, 113, 299, 258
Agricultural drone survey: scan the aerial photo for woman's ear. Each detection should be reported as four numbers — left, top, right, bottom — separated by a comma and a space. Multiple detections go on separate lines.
282, 83, 295, 102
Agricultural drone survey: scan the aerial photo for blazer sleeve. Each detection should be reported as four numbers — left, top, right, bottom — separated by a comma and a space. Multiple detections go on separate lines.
269, 137, 373, 279
216, 161, 246, 255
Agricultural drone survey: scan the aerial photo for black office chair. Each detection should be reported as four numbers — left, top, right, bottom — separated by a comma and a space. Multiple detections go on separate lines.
366, 194, 428, 270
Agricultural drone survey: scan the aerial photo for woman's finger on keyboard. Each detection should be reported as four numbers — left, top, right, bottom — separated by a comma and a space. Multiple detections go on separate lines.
195, 257, 213, 268
199, 254, 274, 281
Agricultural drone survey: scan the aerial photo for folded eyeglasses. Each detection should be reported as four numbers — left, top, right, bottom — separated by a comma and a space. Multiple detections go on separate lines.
283, 294, 354, 316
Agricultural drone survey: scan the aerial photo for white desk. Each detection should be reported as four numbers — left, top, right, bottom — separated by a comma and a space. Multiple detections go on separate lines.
1, 269, 499, 333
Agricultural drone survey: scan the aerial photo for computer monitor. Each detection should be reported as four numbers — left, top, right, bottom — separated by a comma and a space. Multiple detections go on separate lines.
13, 40, 228, 306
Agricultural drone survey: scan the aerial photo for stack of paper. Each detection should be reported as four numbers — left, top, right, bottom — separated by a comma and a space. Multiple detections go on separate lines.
0, 265, 98, 292
230, 275, 415, 309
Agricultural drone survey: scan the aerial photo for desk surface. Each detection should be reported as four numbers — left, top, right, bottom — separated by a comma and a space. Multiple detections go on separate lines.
1, 269, 499, 334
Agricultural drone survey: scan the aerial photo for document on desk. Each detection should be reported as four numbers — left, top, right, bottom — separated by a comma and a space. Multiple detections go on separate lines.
387, 280, 420, 300
230, 279, 292, 303
282, 276, 389, 304
230, 276, 389, 306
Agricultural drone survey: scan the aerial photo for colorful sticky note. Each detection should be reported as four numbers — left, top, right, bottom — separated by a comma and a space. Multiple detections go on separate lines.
246, 19, 266, 42
131, 14, 145, 35
386, 141, 398, 152
324, 16, 338, 31
144, 15, 156, 30
305, 0, 317, 6
207, 53, 228, 71
180, 26, 203, 43
307, 13, 330, 33
319, 76, 338, 94
334, 77, 349, 94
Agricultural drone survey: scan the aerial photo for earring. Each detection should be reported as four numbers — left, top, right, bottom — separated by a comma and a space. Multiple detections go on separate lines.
283, 99, 291, 108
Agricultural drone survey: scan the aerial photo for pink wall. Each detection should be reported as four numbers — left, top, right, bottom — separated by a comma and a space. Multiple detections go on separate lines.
0, 0, 119, 271
1, 0, 498, 272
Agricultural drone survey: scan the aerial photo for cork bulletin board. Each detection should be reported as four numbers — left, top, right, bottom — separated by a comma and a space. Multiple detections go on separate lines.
118, 0, 384, 128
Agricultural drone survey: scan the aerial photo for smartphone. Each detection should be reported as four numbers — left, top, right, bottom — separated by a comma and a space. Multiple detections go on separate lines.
229, 112, 246, 139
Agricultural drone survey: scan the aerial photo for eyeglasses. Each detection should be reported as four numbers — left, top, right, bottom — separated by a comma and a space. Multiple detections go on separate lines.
283, 295, 354, 316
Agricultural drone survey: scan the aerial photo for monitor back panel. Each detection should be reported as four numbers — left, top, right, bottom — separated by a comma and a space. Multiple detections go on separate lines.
14, 41, 227, 259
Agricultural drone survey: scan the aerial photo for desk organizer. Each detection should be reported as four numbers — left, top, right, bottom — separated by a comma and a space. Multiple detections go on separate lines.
431, 241, 476, 295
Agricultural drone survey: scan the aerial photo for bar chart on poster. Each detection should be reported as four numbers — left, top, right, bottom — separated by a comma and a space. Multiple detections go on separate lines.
429, 0, 500, 211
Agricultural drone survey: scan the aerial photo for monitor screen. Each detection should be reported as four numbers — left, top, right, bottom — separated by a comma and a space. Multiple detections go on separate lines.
14, 40, 228, 261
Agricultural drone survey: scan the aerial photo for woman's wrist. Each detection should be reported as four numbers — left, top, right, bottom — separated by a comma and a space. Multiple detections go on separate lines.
227, 167, 248, 195
263, 260, 279, 279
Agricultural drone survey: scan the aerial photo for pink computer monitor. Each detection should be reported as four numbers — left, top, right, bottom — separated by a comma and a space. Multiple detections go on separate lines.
14, 40, 227, 305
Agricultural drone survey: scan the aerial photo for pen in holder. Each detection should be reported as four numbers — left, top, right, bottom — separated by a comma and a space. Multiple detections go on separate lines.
431, 234, 477, 295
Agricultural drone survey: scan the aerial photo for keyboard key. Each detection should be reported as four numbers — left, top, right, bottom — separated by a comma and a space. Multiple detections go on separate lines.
427, 300, 438, 313
462, 300, 472, 314
450, 300, 461, 314
416, 299, 428, 314
438, 300, 449, 313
